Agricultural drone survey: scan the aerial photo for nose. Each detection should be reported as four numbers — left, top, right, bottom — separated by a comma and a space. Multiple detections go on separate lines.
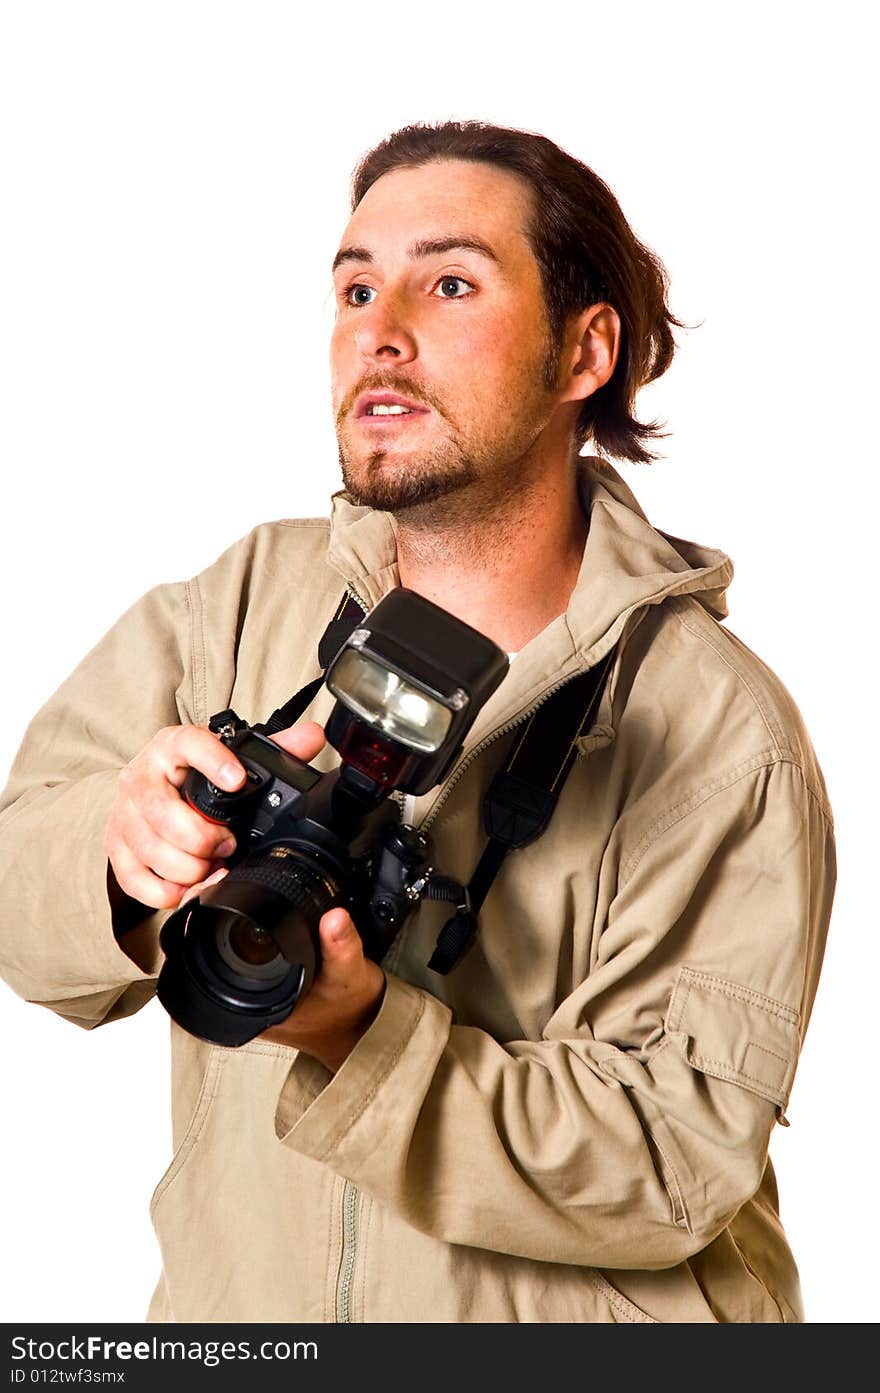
354, 292, 417, 365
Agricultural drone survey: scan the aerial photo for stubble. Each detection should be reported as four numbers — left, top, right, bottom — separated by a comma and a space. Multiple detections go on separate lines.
335, 338, 562, 531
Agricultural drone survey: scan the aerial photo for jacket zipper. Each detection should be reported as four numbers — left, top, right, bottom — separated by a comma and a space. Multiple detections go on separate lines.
378, 668, 605, 980
343, 577, 626, 836
345, 582, 369, 616
418, 603, 644, 836
332, 588, 614, 1314
419, 667, 602, 835
335, 1179, 359, 1322
318, 586, 369, 1324
336, 586, 375, 1321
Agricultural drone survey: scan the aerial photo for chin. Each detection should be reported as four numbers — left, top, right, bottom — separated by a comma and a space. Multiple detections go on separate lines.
339, 448, 476, 514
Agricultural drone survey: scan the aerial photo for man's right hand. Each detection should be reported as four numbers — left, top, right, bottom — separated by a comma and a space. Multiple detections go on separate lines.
104, 724, 247, 910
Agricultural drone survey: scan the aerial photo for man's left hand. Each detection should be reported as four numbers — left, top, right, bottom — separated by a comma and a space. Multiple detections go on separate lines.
259, 904, 386, 1071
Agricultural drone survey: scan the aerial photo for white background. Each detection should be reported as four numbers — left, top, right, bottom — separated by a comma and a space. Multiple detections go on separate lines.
0, 1, 875, 1324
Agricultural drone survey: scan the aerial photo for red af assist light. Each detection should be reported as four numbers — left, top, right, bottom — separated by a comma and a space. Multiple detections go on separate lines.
336, 723, 410, 787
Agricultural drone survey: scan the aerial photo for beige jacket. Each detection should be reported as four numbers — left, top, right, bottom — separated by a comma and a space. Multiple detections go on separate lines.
0, 461, 835, 1323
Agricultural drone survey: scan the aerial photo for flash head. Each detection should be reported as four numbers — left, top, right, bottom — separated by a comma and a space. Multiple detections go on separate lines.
324, 589, 508, 796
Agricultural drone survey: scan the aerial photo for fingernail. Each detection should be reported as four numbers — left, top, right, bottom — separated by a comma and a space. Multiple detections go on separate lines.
220, 762, 243, 789
327, 909, 352, 939
216, 838, 236, 857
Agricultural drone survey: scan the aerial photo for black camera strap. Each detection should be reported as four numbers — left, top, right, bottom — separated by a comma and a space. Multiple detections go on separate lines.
427, 646, 616, 974
260, 592, 368, 735
261, 591, 617, 975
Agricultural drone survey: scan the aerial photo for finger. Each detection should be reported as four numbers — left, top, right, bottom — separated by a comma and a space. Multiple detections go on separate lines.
129, 773, 237, 860
270, 721, 327, 763
156, 724, 248, 791
116, 804, 218, 887
179, 866, 228, 907
106, 840, 187, 911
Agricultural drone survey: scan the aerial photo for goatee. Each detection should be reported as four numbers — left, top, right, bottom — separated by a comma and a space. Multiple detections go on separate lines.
338, 448, 479, 515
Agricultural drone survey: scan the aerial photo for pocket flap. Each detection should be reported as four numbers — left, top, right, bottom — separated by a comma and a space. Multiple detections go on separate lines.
665, 967, 801, 1110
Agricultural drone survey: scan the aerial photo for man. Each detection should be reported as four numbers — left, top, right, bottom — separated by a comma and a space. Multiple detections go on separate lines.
0, 122, 835, 1322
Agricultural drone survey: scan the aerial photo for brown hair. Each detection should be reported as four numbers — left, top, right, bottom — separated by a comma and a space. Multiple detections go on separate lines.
351, 121, 682, 464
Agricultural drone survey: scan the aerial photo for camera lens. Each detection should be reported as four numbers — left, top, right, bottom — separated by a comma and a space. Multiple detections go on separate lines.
157, 846, 343, 1046
227, 919, 278, 966
214, 911, 289, 983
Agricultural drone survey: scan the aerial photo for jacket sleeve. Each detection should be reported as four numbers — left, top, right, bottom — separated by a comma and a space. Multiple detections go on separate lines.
275, 755, 836, 1270
0, 581, 198, 1029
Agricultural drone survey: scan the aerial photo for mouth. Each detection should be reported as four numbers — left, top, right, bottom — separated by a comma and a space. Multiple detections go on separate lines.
354, 391, 431, 423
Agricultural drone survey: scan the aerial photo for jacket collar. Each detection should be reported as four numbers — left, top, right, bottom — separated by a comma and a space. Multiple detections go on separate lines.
325, 458, 733, 747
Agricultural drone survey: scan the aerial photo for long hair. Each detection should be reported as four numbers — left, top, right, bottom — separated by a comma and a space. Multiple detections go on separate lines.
351, 121, 683, 464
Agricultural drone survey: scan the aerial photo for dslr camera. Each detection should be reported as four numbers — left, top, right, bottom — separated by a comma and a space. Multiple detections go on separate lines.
156, 589, 507, 1046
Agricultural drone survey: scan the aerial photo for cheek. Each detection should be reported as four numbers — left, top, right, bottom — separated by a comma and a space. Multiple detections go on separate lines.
429, 315, 512, 399
329, 320, 346, 363
453, 302, 543, 373
448, 311, 505, 356
457, 322, 541, 406
328, 325, 352, 403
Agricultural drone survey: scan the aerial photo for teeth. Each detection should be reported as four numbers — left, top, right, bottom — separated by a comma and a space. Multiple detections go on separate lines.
368, 403, 412, 415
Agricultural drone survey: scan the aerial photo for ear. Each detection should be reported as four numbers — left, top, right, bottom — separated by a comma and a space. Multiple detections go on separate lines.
558, 303, 621, 405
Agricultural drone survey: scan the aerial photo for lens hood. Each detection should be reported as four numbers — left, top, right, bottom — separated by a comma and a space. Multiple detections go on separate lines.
157, 895, 307, 1046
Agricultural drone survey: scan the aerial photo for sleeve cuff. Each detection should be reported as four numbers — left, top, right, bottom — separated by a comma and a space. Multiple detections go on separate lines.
3, 771, 162, 1004
274, 973, 451, 1160
78, 773, 164, 985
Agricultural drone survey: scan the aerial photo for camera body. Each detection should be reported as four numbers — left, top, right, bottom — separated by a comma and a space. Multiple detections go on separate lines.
158, 714, 432, 1047
156, 587, 508, 1047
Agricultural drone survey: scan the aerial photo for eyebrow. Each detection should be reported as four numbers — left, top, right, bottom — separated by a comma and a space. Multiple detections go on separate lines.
332, 235, 500, 275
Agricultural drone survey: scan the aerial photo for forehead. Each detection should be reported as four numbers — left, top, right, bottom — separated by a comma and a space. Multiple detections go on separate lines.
337, 159, 537, 266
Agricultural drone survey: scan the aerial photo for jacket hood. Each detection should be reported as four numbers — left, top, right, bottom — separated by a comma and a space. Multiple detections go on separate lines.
573, 459, 733, 630
325, 457, 733, 746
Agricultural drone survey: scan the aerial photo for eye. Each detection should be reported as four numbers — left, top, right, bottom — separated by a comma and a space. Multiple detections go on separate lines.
433, 276, 474, 299
345, 284, 377, 307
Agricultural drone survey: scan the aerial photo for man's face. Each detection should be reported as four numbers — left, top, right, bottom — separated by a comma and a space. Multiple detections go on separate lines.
330, 159, 570, 519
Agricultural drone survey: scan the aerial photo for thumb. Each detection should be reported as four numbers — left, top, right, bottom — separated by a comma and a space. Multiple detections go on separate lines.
318, 906, 362, 969
270, 721, 326, 763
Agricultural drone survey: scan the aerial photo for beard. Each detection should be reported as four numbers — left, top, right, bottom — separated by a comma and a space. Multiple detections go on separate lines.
335, 341, 562, 521
338, 439, 480, 514
335, 369, 479, 514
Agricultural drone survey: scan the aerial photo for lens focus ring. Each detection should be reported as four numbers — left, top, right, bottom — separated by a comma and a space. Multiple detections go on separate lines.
221, 852, 339, 912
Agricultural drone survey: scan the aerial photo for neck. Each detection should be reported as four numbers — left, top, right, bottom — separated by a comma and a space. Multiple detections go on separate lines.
394, 461, 588, 653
